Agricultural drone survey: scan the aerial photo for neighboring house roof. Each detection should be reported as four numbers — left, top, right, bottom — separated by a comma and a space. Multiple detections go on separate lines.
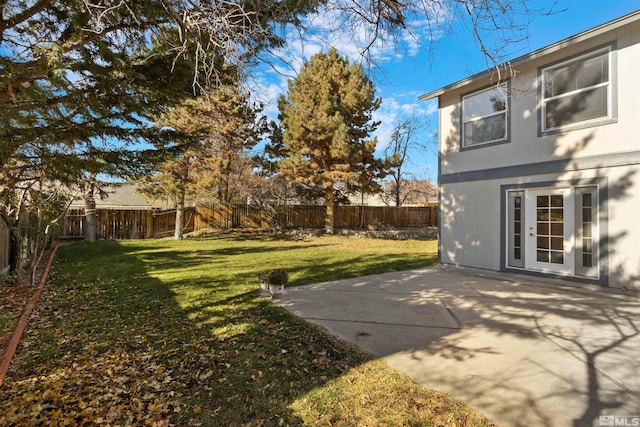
70, 183, 174, 209
346, 192, 388, 206
418, 9, 640, 101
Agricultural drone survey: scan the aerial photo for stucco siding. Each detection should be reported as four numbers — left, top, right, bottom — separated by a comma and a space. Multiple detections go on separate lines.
439, 164, 640, 290
439, 20, 640, 177
606, 165, 640, 289
439, 180, 502, 270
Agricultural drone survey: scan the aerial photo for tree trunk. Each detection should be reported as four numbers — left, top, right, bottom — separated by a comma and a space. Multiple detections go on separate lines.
360, 192, 365, 228
174, 189, 185, 240
394, 177, 401, 207
3, 197, 27, 278
325, 188, 335, 234
84, 175, 97, 242
8, 226, 20, 275
8, 210, 28, 278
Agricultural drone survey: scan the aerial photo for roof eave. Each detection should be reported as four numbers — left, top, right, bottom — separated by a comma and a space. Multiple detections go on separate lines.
418, 9, 640, 102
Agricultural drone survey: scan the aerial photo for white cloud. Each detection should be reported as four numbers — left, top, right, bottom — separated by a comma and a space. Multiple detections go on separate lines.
372, 96, 437, 153
246, 2, 449, 144
261, 1, 454, 78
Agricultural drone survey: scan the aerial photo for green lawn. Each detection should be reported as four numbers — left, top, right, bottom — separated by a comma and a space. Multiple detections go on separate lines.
0, 234, 495, 426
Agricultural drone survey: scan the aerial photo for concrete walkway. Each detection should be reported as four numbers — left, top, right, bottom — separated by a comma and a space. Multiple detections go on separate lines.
274, 265, 640, 427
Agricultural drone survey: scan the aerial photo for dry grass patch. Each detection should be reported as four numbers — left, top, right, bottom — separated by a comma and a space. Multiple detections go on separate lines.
292, 359, 495, 427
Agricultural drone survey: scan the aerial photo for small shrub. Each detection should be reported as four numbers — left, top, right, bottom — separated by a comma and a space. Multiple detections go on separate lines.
262, 268, 289, 286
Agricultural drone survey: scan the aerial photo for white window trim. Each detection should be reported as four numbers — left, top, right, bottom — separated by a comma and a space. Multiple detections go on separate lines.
541, 47, 613, 133
462, 83, 509, 148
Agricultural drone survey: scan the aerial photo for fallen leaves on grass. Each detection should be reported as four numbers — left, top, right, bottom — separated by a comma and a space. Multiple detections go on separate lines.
0, 349, 180, 426
0, 247, 56, 356
0, 281, 32, 355
0, 239, 489, 426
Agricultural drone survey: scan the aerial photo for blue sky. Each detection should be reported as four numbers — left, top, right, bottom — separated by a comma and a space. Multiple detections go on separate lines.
250, 1, 640, 180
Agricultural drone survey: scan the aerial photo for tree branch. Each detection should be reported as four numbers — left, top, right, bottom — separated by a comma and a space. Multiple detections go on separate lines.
0, 0, 52, 33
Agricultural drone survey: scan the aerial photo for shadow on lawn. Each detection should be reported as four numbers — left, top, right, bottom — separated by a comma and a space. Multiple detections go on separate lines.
120, 242, 330, 273
2, 239, 404, 425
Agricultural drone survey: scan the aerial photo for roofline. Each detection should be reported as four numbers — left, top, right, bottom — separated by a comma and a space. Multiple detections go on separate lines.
418, 9, 640, 101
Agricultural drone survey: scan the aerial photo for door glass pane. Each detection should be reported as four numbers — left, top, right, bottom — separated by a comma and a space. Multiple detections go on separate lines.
513, 196, 522, 261
535, 191, 566, 267
537, 250, 549, 262
537, 223, 548, 234
537, 236, 549, 249
550, 252, 564, 264
551, 237, 563, 250
537, 209, 549, 221
537, 196, 549, 207
578, 188, 597, 276
550, 223, 563, 235
550, 195, 563, 207
508, 193, 524, 267
550, 208, 563, 221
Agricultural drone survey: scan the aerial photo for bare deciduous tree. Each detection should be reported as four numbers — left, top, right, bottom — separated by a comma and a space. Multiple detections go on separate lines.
383, 115, 432, 206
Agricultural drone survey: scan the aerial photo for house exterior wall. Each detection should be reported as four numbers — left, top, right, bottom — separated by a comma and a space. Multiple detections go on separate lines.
439, 20, 640, 174
434, 16, 640, 290
440, 165, 640, 289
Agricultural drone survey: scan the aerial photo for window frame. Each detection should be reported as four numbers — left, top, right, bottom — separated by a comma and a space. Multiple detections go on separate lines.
539, 45, 617, 135
460, 82, 510, 149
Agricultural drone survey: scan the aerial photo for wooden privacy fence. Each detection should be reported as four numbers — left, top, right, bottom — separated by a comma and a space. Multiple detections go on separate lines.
194, 204, 328, 230
62, 207, 195, 240
195, 204, 437, 230
62, 204, 437, 240
334, 205, 437, 229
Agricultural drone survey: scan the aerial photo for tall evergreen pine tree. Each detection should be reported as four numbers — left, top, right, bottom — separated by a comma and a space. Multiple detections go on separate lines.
278, 48, 381, 233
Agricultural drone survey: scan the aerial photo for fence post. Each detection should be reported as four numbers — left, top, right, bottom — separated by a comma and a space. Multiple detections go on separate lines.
146, 210, 153, 239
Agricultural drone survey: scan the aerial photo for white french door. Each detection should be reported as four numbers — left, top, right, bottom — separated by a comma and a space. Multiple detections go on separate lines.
524, 188, 575, 274
507, 186, 598, 278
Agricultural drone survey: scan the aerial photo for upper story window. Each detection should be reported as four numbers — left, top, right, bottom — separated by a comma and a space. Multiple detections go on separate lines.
541, 47, 613, 132
462, 83, 508, 148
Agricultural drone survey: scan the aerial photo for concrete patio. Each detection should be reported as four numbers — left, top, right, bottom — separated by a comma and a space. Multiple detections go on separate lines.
274, 265, 640, 427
